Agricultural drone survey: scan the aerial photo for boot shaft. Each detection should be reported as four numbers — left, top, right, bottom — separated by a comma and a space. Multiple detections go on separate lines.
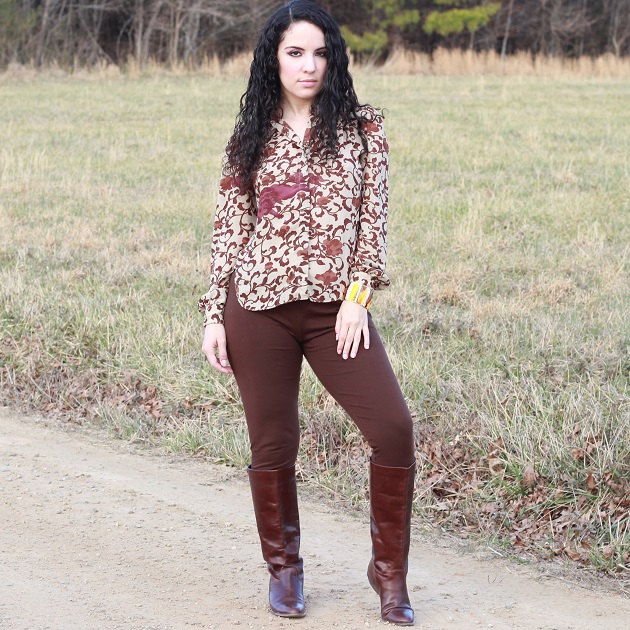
247, 465, 302, 569
369, 459, 415, 571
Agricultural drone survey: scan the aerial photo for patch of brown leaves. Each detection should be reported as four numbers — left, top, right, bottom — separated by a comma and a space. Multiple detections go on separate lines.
413, 420, 630, 573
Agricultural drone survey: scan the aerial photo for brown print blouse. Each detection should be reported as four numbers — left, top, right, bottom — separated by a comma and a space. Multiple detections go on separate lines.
198, 105, 390, 325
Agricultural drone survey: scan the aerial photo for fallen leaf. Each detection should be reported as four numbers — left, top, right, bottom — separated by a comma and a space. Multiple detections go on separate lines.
585, 470, 597, 492
564, 545, 584, 562
488, 458, 505, 475
522, 464, 537, 490
571, 448, 585, 460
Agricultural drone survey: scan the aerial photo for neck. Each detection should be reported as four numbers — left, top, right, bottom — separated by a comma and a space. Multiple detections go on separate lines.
279, 96, 313, 120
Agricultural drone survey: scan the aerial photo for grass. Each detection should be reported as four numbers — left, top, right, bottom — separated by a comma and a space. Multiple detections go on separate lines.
1, 69, 629, 576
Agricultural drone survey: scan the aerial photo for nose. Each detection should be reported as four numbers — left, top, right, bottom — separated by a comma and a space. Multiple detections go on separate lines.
303, 54, 316, 72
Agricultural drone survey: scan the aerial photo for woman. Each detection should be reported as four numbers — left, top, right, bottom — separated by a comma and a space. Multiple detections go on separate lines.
199, 1, 416, 625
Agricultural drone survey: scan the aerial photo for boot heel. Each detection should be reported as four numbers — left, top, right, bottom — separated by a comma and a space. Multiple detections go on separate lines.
367, 558, 378, 593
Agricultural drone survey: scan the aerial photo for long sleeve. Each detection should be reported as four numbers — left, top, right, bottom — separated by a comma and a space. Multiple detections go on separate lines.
198, 169, 257, 325
349, 115, 391, 291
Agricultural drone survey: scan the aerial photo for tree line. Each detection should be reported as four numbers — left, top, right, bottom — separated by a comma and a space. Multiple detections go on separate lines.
1, 0, 629, 68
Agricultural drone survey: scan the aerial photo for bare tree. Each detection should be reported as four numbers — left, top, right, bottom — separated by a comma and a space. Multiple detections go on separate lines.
607, 0, 630, 55
3, 0, 630, 68
501, 0, 515, 60
546, 0, 591, 56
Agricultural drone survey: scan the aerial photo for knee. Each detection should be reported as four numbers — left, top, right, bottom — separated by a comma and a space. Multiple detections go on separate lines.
372, 408, 415, 468
389, 407, 415, 449
250, 431, 300, 470
393, 409, 414, 442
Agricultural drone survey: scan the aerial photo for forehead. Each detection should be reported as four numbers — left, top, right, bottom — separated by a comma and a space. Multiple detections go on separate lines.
280, 20, 326, 47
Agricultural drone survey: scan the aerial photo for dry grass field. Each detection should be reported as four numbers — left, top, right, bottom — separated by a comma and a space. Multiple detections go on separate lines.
1, 67, 628, 575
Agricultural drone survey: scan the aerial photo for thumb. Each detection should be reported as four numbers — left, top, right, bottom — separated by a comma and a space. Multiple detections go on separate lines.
218, 338, 230, 367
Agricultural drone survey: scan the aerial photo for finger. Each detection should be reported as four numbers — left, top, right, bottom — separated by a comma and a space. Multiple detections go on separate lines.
210, 356, 233, 374
337, 332, 346, 355
217, 336, 231, 370
206, 351, 224, 372
337, 321, 348, 354
202, 340, 233, 374
201, 341, 216, 366
363, 322, 370, 350
335, 313, 341, 341
349, 326, 363, 359
342, 324, 357, 359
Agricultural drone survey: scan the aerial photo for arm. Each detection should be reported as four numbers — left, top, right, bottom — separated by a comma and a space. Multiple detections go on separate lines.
198, 167, 256, 373
336, 114, 390, 360
349, 113, 390, 292
198, 169, 257, 325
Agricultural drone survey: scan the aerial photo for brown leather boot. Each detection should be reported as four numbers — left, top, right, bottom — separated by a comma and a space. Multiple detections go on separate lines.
367, 458, 416, 626
247, 465, 305, 618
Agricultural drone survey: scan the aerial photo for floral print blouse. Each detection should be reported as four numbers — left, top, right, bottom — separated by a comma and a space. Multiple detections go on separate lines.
198, 105, 390, 325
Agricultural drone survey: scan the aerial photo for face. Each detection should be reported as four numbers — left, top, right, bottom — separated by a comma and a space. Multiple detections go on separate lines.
277, 20, 328, 108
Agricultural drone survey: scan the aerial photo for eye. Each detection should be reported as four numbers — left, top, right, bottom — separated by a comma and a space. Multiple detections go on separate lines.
288, 50, 301, 57
316, 50, 328, 58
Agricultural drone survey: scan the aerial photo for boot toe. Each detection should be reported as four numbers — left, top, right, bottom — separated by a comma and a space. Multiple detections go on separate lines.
270, 601, 306, 618
382, 605, 414, 625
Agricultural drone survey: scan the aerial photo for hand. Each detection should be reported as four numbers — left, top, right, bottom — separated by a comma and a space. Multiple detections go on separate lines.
335, 300, 370, 360
202, 323, 233, 374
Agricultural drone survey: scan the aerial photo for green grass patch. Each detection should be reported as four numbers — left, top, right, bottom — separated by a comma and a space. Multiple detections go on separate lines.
1, 72, 628, 574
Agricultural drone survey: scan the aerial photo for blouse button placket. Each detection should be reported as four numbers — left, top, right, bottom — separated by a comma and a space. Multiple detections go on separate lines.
300, 140, 313, 289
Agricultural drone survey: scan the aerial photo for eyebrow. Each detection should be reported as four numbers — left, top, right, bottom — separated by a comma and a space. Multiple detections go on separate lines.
284, 45, 328, 51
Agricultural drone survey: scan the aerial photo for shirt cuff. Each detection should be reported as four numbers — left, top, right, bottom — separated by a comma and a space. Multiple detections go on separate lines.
203, 308, 224, 326
349, 269, 391, 291
349, 271, 374, 288
198, 292, 225, 326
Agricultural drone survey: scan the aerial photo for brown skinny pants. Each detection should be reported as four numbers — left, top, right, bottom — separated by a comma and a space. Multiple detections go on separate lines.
223, 280, 415, 471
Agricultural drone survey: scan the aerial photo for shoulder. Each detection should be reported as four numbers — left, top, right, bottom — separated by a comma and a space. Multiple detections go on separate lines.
356, 104, 383, 123
356, 105, 386, 138
357, 105, 384, 127
354, 106, 387, 156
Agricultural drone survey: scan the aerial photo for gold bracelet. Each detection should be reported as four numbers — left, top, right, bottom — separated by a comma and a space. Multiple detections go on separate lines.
345, 281, 373, 309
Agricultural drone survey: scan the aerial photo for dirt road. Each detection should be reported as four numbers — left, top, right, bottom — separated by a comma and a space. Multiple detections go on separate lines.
1, 407, 628, 630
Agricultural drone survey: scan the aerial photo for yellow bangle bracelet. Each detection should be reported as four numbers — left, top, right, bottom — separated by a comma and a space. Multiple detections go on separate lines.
344, 281, 373, 309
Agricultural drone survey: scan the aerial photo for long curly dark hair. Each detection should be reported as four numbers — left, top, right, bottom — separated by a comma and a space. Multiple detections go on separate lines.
225, 0, 370, 188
